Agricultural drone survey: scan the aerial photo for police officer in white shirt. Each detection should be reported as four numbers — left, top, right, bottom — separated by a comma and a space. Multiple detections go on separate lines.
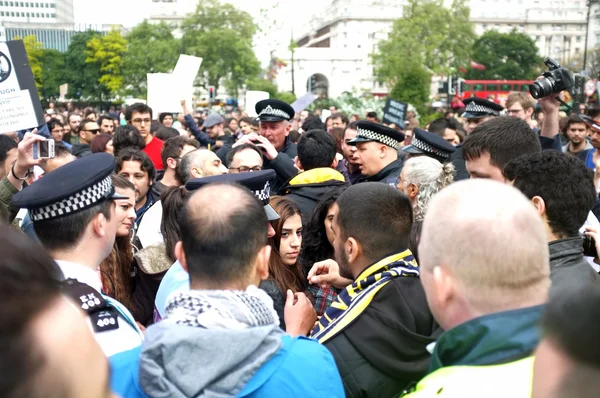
12, 153, 145, 397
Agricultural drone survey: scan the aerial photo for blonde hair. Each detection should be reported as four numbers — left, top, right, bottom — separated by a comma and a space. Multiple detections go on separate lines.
420, 180, 550, 314
403, 157, 455, 222
506, 91, 536, 110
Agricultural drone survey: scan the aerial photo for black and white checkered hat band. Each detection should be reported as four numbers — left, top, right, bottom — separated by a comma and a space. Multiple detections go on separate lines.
357, 127, 399, 148
254, 181, 271, 205
465, 102, 500, 116
412, 137, 451, 158
259, 105, 290, 120
30, 176, 112, 222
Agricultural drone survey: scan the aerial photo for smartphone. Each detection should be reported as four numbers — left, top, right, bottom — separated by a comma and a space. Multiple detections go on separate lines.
33, 139, 55, 160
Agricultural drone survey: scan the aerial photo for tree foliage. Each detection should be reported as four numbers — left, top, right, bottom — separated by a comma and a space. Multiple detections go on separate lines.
466, 30, 543, 80
123, 21, 181, 98
181, 0, 261, 95
20, 35, 44, 93
40, 49, 65, 99
64, 30, 105, 99
389, 66, 431, 116
85, 29, 127, 96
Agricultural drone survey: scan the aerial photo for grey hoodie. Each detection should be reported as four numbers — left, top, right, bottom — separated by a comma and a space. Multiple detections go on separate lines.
139, 321, 284, 398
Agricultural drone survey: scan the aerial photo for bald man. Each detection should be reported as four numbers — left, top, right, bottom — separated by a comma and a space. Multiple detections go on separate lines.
178, 149, 228, 184
404, 180, 550, 397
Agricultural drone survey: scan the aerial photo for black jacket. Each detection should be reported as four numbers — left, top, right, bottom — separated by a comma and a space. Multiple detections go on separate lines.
324, 276, 441, 398
71, 143, 92, 158
360, 158, 404, 186
259, 279, 286, 330
549, 237, 600, 297
281, 168, 347, 224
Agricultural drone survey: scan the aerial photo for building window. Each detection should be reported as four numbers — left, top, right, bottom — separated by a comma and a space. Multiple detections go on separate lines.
0, 11, 4, 16
576, 35, 581, 42
19, 1, 23, 5
26, 11, 29, 16
10, 11, 14, 15
50, 12, 54, 17
10, 1, 14, 5
537, 24, 542, 29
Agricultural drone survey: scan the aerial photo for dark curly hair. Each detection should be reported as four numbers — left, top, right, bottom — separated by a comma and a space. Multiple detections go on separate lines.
504, 151, 596, 238
297, 185, 348, 277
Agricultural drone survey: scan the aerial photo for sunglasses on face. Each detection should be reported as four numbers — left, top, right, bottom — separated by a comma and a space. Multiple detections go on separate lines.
84, 129, 100, 134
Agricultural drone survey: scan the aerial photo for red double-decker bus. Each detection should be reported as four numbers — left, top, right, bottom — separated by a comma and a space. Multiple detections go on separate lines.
459, 80, 532, 103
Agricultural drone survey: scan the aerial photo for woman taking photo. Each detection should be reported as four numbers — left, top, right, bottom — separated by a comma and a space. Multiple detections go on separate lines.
298, 186, 349, 316
261, 196, 308, 329
99, 175, 137, 312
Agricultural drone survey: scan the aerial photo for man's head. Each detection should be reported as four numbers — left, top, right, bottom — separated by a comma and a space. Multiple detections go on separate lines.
564, 114, 589, 148
428, 117, 459, 145
202, 114, 224, 139
112, 125, 145, 157
116, 148, 156, 205
533, 284, 600, 398
226, 143, 263, 173
177, 184, 270, 290
296, 129, 337, 171
67, 112, 82, 134
462, 97, 504, 135
341, 122, 359, 166
350, 121, 404, 177
333, 183, 413, 279
47, 119, 65, 142
0, 134, 18, 180
78, 119, 100, 145
161, 136, 200, 185
331, 112, 349, 129
126, 103, 153, 143
159, 112, 174, 128
419, 180, 550, 331
0, 225, 112, 398
40, 143, 75, 175
97, 115, 115, 135
505, 92, 536, 122
256, 99, 295, 151
504, 151, 596, 241
179, 149, 228, 183
463, 116, 541, 181
365, 111, 378, 122
239, 117, 257, 135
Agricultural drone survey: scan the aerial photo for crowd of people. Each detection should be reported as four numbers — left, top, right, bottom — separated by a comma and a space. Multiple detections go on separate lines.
2, 86, 600, 398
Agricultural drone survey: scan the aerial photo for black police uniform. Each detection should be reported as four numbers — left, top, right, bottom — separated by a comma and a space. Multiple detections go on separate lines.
349, 121, 406, 186
403, 128, 456, 164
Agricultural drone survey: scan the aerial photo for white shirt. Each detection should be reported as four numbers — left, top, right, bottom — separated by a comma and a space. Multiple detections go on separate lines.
55, 260, 143, 357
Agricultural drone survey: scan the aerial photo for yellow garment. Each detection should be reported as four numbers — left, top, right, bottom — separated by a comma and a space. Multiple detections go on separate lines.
401, 357, 534, 398
287, 167, 345, 186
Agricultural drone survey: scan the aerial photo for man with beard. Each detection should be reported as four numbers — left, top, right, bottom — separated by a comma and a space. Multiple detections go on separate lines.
340, 122, 362, 184
305, 182, 440, 397
562, 114, 592, 161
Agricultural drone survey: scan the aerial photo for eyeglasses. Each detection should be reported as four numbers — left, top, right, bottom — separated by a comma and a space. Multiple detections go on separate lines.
132, 118, 152, 125
83, 129, 100, 134
228, 166, 262, 173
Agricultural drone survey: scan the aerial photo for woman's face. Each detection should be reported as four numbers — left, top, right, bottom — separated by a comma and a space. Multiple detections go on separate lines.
279, 214, 303, 266
105, 140, 114, 155
229, 119, 239, 131
324, 202, 338, 247
114, 187, 136, 237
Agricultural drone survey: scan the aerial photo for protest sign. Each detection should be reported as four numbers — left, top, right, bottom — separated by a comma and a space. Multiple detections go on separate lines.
291, 92, 318, 112
382, 98, 407, 126
0, 40, 45, 134
147, 54, 202, 114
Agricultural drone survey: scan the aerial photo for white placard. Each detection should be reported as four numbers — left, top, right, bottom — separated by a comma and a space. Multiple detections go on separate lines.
245, 90, 270, 117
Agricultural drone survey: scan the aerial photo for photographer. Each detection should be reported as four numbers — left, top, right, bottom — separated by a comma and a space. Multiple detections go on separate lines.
503, 151, 600, 296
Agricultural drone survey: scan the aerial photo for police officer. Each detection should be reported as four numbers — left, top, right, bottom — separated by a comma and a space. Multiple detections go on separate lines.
452, 97, 504, 180
348, 120, 405, 185
12, 153, 144, 397
403, 128, 456, 164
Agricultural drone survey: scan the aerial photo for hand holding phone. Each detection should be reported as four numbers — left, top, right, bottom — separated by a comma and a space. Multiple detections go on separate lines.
33, 139, 55, 160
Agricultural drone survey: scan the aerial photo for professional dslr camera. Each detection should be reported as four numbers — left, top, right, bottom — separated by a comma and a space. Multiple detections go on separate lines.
529, 58, 574, 99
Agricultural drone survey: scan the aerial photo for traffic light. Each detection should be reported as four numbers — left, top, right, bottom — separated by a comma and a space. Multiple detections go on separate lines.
457, 78, 465, 97
208, 86, 216, 102
448, 76, 457, 96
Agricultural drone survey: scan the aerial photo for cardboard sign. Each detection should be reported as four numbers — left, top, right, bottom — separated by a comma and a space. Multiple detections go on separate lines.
147, 54, 203, 114
0, 40, 45, 134
245, 91, 269, 117
291, 92, 318, 113
382, 98, 407, 126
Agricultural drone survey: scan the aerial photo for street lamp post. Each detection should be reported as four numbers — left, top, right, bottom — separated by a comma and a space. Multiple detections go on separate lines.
584, 0, 592, 71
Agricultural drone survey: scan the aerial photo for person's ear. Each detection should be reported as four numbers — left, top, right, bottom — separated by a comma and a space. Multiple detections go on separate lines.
255, 245, 271, 281
294, 156, 303, 171
175, 241, 188, 273
92, 211, 109, 238
532, 196, 546, 217
380, 144, 387, 158
407, 183, 419, 200
191, 167, 202, 179
285, 122, 291, 136
346, 237, 362, 265
331, 157, 339, 169
166, 157, 178, 170
526, 107, 534, 119
431, 265, 455, 314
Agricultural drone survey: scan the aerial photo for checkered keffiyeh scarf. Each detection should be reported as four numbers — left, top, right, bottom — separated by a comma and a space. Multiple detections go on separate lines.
164, 285, 279, 329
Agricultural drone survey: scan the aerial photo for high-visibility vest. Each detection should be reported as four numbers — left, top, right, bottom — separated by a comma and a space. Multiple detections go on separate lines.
401, 357, 534, 398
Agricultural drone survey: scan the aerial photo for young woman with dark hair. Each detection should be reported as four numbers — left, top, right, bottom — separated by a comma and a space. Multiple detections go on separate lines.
297, 185, 348, 316
99, 175, 136, 312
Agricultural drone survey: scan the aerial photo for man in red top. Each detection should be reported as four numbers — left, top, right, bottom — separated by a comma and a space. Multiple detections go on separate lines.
126, 103, 164, 170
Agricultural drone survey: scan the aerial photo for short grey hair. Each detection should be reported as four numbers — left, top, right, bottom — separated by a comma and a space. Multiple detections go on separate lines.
178, 149, 210, 184
403, 156, 455, 221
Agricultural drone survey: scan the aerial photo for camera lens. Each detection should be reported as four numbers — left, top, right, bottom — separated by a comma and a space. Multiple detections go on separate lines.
529, 77, 555, 99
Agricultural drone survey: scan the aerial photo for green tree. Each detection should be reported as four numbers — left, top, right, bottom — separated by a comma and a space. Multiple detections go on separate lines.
64, 30, 105, 99
389, 65, 431, 116
274, 91, 296, 104
181, 0, 261, 95
466, 30, 543, 80
85, 29, 127, 96
246, 78, 278, 98
374, 0, 474, 82
40, 49, 65, 99
123, 21, 181, 98
19, 35, 44, 93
